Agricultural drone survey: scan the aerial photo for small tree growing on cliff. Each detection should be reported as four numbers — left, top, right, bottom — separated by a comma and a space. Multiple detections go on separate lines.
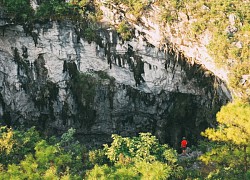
117, 21, 132, 41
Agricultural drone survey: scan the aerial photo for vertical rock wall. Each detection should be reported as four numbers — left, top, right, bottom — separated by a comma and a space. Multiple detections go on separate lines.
0, 20, 231, 148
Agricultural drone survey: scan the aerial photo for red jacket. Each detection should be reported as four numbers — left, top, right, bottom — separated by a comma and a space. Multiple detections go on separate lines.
181, 140, 187, 148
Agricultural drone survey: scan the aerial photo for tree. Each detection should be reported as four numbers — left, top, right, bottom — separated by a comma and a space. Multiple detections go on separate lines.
0, 127, 84, 179
0, 126, 41, 166
3, 0, 34, 23
86, 133, 182, 179
200, 100, 250, 179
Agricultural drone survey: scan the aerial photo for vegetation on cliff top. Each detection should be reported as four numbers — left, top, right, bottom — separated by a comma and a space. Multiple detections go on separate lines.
105, 0, 250, 101
0, 0, 102, 45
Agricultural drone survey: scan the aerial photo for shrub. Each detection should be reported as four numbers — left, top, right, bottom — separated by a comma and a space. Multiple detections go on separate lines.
86, 133, 182, 179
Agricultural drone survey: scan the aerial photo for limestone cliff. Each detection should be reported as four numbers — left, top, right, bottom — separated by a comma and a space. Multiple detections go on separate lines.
0, 5, 231, 148
99, 1, 229, 82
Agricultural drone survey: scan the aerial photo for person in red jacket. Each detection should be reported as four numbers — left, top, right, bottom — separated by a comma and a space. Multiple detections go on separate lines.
181, 137, 188, 155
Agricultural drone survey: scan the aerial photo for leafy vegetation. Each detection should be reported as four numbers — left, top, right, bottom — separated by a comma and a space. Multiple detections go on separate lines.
35, 0, 80, 21
0, 0, 101, 44
0, 0, 34, 23
1, 101, 250, 179
0, 127, 184, 179
117, 20, 132, 40
0, 126, 85, 179
200, 100, 250, 179
106, 0, 151, 18
81, 133, 183, 179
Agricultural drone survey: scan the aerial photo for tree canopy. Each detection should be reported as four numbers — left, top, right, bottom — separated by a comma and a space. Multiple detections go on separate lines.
200, 100, 250, 179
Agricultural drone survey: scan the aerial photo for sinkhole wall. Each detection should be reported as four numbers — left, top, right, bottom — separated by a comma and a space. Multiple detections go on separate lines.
0, 19, 231, 148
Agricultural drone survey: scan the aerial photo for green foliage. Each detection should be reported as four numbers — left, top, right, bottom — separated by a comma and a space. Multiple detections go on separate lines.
86, 133, 182, 179
158, 1, 178, 24
0, 126, 84, 179
200, 100, 250, 178
1, 0, 100, 44
135, 160, 171, 180
0, 126, 14, 155
0, 140, 73, 179
86, 164, 110, 180
191, 21, 207, 35
189, 0, 250, 95
35, 0, 102, 43
117, 21, 132, 41
89, 149, 109, 166
181, 168, 202, 180
60, 127, 76, 146
207, 33, 230, 66
247, 170, 250, 180
229, 62, 250, 100
35, 0, 80, 21
107, 0, 150, 18
83, 27, 96, 43
59, 128, 87, 176
203, 100, 250, 145
104, 133, 176, 163
1, 0, 34, 23
0, 127, 41, 166
161, 10, 178, 24
109, 165, 139, 180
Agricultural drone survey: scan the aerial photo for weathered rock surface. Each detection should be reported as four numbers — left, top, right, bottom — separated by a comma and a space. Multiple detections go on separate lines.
0, 14, 231, 148
100, 1, 229, 82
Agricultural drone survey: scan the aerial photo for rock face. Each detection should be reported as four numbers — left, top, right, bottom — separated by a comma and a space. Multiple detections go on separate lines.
0, 19, 231, 148
100, 1, 229, 82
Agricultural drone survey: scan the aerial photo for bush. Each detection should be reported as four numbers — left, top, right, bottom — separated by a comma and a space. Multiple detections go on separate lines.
86, 133, 182, 179
0, 126, 84, 179
117, 21, 132, 41
3, 0, 34, 23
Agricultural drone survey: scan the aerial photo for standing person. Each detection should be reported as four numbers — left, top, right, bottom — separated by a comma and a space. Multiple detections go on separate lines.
181, 137, 188, 155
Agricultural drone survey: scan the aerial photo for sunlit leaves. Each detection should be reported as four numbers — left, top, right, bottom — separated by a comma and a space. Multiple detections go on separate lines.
88, 133, 181, 179
202, 101, 250, 145
104, 132, 176, 164
117, 21, 132, 41
135, 161, 171, 180
0, 126, 14, 155
0, 127, 82, 179
200, 100, 250, 178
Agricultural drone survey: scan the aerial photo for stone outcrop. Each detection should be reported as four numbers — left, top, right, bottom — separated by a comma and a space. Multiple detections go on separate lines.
0, 6, 231, 148
100, 1, 229, 82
